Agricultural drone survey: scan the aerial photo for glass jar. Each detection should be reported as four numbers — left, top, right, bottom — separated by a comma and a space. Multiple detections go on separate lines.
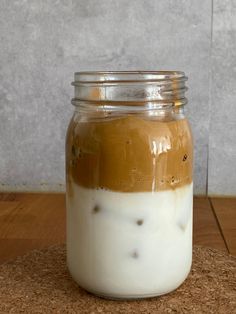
66, 71, 193, 299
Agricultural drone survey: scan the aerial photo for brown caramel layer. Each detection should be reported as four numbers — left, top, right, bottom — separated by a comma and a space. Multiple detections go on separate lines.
66, 116, 193, 192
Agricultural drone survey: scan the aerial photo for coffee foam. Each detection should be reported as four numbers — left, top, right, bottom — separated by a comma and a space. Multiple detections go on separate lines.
66, 116, 193, 192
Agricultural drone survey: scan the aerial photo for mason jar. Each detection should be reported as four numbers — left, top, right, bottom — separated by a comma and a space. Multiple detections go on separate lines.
66, 71, 193, 299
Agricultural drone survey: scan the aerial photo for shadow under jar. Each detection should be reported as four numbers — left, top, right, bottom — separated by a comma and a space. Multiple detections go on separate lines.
66, 71, 193, 299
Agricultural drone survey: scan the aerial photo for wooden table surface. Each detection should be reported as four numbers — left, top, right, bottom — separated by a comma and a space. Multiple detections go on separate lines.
0, 193, 235, 263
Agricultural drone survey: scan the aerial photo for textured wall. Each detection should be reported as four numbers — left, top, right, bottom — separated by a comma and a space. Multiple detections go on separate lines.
0, 0, 235, 195
208, 0, 236, 195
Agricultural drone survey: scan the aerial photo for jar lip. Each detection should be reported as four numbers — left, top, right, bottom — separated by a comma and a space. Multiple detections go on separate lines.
73, 71, 187, 85
72, 71, 188, 105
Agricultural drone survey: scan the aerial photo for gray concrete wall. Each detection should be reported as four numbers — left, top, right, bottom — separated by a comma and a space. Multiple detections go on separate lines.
0, 0, 235, 195
208, 0, 236, 196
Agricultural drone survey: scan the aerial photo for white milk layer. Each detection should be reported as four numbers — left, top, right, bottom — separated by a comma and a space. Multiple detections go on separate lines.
67, 183, 193, 299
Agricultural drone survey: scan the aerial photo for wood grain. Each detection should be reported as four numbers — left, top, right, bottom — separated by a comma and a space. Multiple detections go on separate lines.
193, 197, 228, 252
0, 194, 66, 241
0, 239, 61, 263
0, 193, 66, 263
210, 197, 236, 255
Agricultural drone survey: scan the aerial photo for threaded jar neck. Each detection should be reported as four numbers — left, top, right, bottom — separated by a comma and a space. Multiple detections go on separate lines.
72, 71, 188, 107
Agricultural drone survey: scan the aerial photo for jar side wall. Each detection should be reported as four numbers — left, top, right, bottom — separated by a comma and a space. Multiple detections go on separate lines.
66, 115, 78, 199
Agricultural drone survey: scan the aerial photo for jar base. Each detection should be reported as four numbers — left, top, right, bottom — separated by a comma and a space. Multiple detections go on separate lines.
91, 290, 174, 301
77, 284, 180, 301
68, 258, 192, 301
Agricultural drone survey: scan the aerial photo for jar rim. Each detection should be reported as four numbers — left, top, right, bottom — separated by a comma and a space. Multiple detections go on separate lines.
72, 71, 188, 105
73, 71, 187, 85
